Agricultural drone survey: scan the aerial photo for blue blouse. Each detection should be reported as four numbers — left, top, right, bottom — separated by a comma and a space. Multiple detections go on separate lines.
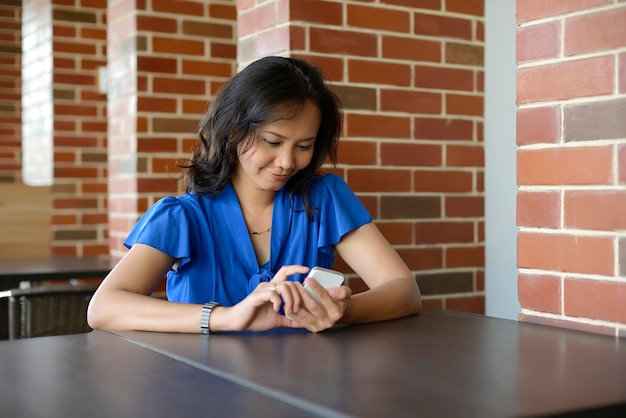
124, 174, 372, 306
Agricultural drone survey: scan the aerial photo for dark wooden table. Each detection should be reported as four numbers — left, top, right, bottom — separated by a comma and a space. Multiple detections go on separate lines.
1, 310, 625, 417
0, 330, 319, 418
115, 310, 626, 417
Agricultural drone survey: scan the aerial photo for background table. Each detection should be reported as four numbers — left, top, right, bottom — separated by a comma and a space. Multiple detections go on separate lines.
0, 256, 116, 284
0, 256, 115, 340
115, 310, 626, 417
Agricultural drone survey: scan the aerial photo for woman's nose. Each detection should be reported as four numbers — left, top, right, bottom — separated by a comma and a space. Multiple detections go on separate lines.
275, 147, 295, 170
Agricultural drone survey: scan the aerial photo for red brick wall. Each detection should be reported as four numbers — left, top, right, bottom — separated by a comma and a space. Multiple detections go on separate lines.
238, 0, 486, 313
15, 1, 108, 256
6, 1, 625, 326
516, 0, 626, 337
0, 2, 21, 183
10, 0, 486, 314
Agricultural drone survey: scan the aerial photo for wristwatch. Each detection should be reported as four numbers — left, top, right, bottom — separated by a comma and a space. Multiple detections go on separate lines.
200, 302, 221, 335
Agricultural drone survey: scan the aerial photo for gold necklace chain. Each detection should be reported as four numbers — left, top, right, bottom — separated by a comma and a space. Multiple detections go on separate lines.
250, 227, 271, 236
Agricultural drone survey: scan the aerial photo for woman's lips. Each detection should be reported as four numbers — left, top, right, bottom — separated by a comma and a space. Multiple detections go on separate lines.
265, 170, 290, 181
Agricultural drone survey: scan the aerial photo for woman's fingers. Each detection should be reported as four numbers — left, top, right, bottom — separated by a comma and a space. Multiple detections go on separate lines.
266, 265, 309, 315
256, 265, 348, 332
328, 284, 352, 301
286, 282, 348, 332
277, 281, 306, 317
271, 265, 310, 282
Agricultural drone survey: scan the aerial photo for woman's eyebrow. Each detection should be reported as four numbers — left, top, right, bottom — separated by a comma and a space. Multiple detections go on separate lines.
262, 130, 316, 142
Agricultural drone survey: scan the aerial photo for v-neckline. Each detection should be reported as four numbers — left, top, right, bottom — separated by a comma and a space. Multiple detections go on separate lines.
224, 183, 276, 269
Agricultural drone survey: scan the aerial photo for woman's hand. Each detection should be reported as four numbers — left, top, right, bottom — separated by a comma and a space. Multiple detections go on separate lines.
283, 277, 352, 333
213, 265, 352, 333
214, 265, 310, 332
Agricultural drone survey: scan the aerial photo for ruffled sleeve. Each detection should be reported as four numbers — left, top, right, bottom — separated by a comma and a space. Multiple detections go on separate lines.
124, 196, 193, 266
315, 174, 373, 251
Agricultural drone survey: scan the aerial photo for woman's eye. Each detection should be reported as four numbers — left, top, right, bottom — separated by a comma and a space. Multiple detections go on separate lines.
263, 139, 279, 146
298, 145, 312, 151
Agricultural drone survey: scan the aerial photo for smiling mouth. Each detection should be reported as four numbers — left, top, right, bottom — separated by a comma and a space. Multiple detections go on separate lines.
265, 170, 291, 181
266, 170, 293, 183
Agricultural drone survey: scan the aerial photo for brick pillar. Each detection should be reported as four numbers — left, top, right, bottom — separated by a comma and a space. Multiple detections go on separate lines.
107, 0, 237, 257
107, 0, 139, 258
516, 1, 626, 337
237, 0, 486, 313
0, 2, 22, 183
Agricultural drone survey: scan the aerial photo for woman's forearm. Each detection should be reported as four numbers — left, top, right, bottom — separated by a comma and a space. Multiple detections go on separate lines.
338, 277, 422, 325
88, 289, 202, 333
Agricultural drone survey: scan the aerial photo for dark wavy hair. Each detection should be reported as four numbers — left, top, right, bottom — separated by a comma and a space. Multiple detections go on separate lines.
180, 56, 341, 218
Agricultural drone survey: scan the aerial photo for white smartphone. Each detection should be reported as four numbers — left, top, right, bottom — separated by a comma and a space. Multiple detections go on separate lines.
304, 267, 344, 303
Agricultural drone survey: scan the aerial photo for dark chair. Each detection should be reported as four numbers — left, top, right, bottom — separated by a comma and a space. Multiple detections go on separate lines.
4, 283, 98, 339
0, 277, 23, 340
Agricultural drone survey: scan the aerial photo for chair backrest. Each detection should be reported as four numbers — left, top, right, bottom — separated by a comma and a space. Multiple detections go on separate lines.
7, 284, 99, 340
0, 277, 24, 340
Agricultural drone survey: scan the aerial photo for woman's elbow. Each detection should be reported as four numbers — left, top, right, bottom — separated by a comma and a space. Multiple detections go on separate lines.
411, 292, 422, 315
87, 294, 111, 331
404, 280, 422, 316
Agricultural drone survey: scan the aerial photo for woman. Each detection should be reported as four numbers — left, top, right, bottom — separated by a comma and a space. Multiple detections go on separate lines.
87, 56, 421, 334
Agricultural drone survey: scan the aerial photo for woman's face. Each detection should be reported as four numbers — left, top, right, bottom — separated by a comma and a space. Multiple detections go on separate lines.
232, 99, 321, 193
